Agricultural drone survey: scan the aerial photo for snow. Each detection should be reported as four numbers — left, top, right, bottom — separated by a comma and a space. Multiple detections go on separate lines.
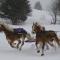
0, 9, 60, 60
26, 9, 53, 25
0, 32, 60, 60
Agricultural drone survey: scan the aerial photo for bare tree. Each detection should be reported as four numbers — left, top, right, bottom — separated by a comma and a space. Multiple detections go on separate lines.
34, 1, 42, 10
51, 0, 60, 24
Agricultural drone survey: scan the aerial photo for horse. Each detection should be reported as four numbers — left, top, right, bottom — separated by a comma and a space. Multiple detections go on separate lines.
0, 24, 32, 50
32, 22, 60, 56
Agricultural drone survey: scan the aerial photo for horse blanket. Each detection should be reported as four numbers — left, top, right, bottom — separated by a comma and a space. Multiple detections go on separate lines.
13, 28, 27, 34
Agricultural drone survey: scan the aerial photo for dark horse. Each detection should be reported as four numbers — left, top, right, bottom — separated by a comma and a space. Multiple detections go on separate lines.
32, 22, 60, 56
0, 24, 31, 50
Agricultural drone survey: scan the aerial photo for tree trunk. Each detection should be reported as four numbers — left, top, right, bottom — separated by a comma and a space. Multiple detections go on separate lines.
11, 17, 18, 25
54, 14, 57, 24
53, 12, 57, 24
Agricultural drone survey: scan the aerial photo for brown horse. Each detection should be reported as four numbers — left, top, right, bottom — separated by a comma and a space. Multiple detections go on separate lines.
32, 22, 60, 56
0, 24, 31, 50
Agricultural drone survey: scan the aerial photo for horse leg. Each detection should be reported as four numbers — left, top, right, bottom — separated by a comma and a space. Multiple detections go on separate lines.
36, 42, 42, 53
19, 35, 25, 51
16, 40, 21, 49
7, 39, 15, 48
9, 42, 15, 48
45, 38, 54, 50
48, 41, 55, 47
48, 41, 56, 50
41, 42, 45, 56
36, 44, 40, 53
45, 43, 49, 50
19, 40, 24, 51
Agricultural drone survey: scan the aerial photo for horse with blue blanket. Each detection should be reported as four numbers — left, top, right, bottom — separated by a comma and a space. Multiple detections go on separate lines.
0, 24, 32, 50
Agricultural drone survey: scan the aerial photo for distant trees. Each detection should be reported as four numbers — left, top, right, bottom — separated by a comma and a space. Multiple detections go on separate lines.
34, 1, 42, 10
0, 0, 31, 25
51, 0, 60, 24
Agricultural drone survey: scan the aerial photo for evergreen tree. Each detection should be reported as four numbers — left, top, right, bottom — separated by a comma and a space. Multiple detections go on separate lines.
0, 0, 31, 24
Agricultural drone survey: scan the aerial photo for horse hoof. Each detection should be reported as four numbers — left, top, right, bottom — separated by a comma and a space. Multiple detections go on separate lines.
41, 54, 44, 56
37, 50, 40, 53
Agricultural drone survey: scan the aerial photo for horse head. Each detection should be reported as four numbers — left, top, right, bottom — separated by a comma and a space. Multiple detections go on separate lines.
0, 23, 8, 32
32, 22, 45, 33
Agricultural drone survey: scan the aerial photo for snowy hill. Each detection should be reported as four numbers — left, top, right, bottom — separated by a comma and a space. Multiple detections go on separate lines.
25, 9, 53, 25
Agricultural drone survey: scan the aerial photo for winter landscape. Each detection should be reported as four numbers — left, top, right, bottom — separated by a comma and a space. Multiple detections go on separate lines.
0, 0, 60, 60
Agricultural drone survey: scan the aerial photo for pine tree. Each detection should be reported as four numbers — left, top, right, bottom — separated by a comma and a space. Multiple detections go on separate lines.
0, 0, 31, 24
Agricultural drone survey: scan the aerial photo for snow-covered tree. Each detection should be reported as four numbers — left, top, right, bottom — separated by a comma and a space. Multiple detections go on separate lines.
34, 1, 42, 10
51, 0, 60, 24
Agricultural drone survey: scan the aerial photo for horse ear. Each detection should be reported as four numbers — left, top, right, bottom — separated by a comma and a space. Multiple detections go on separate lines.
43, 27, 45, 30
35, 22, 38, 25
42, 27, 45, 31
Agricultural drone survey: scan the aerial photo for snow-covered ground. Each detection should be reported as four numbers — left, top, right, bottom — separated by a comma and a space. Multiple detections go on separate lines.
0, 9, 60, 60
